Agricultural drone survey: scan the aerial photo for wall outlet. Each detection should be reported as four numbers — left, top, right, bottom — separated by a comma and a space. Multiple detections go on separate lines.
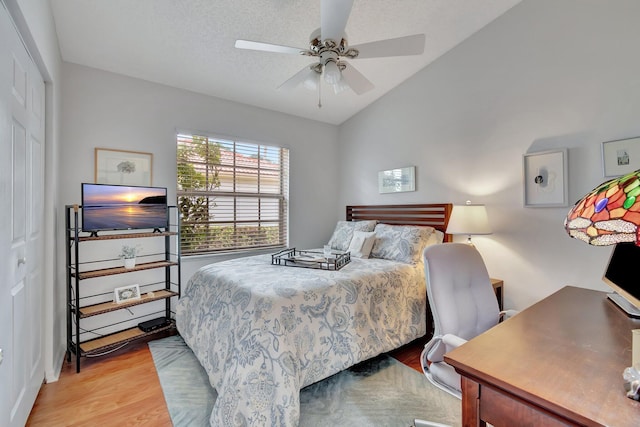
0, 348, 3, 365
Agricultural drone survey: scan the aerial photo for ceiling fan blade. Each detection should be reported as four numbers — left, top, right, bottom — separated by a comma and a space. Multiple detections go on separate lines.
277, 65, 318, 91
235, 39, 306, 55
341, 63, 374, 95
351, 34, 426, 59
320, 0, 354, 42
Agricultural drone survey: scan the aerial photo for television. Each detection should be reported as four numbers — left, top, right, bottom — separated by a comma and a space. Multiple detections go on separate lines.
81, 183, 168, 234
602, 242, 640, 318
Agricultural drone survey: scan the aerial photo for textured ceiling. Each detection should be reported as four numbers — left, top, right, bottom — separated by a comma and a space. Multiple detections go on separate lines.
51, 0, 521, 125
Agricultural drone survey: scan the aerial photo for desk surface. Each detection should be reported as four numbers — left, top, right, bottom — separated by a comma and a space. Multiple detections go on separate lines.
445, 286, 640, 426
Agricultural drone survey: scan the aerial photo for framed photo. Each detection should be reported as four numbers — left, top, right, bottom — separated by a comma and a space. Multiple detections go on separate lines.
378, 166, 416, 194
602, 137, 640, 177
95, 148, 153, 186
114, 284, 141, 304
523, 149, 568, 208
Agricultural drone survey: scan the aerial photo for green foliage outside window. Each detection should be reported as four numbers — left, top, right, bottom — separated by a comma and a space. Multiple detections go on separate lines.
177, 135, 221, 253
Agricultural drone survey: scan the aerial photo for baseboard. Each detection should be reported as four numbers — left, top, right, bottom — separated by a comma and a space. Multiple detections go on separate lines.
44, 345, 66, 383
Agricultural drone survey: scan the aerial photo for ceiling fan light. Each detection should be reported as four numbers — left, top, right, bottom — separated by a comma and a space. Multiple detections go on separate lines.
323, 60, 341, 85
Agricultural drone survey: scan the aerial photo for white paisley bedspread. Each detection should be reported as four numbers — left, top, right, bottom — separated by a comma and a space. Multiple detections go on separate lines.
176, 253, 426, 426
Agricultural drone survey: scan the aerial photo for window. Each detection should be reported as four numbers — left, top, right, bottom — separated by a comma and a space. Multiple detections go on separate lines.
177, 133, 289, 255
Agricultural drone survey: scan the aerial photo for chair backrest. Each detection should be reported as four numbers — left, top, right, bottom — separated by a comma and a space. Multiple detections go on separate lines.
423, 243, 500, 342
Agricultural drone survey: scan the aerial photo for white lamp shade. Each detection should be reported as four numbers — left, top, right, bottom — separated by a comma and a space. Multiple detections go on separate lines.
446, 204, 492, 235
324, 60, 341, 85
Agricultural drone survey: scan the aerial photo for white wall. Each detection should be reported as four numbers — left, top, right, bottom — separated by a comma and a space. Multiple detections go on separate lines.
338, 0, 640, 310
59, 62, 340, 288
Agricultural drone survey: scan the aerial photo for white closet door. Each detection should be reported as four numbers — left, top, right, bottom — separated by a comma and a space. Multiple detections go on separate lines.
0, 3, 45, 426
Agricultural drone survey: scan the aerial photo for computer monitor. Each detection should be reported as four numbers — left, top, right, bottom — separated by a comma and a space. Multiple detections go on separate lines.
602, 242, 640, 318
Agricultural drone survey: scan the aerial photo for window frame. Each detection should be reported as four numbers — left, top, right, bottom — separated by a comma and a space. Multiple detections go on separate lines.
176, 132, 289, 256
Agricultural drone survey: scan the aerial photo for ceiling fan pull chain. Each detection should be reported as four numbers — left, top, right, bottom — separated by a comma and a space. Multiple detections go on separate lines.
318, 80, 322, 108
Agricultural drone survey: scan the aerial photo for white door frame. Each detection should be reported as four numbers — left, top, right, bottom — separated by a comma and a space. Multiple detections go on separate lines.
0, 2, 46, 425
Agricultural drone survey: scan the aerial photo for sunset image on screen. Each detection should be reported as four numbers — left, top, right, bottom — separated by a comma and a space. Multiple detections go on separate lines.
83, 185, 165, 205
82, 184, 167, 232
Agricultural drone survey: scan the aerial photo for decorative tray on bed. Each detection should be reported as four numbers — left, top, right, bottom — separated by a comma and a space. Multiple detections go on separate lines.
271, 248, 351, 271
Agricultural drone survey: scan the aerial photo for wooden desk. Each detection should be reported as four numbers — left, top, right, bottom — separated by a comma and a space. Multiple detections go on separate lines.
445, 286, 640, 426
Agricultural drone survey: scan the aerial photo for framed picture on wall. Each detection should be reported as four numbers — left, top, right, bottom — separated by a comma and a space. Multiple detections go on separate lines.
95, 148, 153, 186
378, 166, 416, 194
602, 137, 640, 178
523, 149, 568, 208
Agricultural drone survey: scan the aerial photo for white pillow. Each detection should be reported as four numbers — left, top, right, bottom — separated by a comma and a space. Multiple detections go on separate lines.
347, 231, 376, 258
327, 220, 377, 251
426, 229, 444, 247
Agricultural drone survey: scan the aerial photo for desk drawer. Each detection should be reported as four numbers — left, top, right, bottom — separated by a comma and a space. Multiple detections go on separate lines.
480, 385, 575, 427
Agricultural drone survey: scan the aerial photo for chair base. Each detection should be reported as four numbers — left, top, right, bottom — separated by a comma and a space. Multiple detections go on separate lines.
423, 369, 462, 400
413, 419, 451, 427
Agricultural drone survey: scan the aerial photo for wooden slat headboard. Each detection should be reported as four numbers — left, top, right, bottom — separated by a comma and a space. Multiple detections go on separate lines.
346, 203, 453, 242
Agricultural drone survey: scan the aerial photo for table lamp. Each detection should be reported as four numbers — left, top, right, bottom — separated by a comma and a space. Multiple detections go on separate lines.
565, 169, 640, 245
446, 201, 492, 245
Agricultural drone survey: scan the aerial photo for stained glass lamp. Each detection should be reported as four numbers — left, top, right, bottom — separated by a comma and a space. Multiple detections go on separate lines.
565, 169, 640, 245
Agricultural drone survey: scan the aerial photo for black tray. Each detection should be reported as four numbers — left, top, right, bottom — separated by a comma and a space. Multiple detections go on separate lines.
271, 248, 350, 271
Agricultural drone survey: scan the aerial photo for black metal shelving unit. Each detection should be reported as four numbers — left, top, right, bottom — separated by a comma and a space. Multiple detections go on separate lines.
65, 204, 181, 372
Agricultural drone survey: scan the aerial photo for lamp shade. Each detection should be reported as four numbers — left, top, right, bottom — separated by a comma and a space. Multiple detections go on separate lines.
565, 169, 640, 246
323, 60, 341, 85
446, 203, 492, 236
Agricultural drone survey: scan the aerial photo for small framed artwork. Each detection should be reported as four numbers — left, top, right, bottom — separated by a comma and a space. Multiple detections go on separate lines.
602, 137, 640, 177
523, 149, 568, 208
378, 166, 416, 194
114, 284, 141, 304
95, 148, 153, 186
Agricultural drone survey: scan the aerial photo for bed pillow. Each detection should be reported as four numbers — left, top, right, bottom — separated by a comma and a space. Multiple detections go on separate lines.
370, 224, 435, 264
347, 231, 377, 258
327, 220, 377, 251
427, 229, 445, 247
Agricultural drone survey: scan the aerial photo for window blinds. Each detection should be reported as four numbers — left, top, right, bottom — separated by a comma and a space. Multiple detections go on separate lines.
177, 133, 289, 255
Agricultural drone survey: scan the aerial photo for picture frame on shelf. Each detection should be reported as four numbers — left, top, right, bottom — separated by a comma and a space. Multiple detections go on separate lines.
378, 166, 415, 194
601, 137, 640, 178
95, 148, 153, 186
523, 149, 568, 208
114, 284, 141, 304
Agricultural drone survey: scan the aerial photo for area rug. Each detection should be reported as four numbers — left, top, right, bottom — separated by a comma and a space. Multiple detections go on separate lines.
148, 335, 461, 426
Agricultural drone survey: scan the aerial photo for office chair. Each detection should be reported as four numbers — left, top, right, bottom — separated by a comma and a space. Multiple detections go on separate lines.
419, 243, 516, 399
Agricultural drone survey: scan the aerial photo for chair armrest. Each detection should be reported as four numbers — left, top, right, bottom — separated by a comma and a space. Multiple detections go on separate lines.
422, 334, 468, 374
442, 333, 467, 349
422, 335, 443, 360
421, 335, 443, 375
500, 309, 519, 321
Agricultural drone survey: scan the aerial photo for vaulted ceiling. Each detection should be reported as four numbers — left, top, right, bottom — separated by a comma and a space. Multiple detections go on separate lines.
51, 0, 521, 125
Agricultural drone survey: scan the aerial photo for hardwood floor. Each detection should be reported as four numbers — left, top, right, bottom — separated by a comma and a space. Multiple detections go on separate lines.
389, 338, 425, 372
26, 335, 425, 426
26, 335, 173, 427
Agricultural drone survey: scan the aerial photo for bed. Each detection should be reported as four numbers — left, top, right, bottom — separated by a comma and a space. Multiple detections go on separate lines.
176, 203, 452, 426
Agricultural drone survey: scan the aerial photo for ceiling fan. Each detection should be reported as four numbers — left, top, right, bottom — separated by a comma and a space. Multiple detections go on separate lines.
234, 0, 425, 106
